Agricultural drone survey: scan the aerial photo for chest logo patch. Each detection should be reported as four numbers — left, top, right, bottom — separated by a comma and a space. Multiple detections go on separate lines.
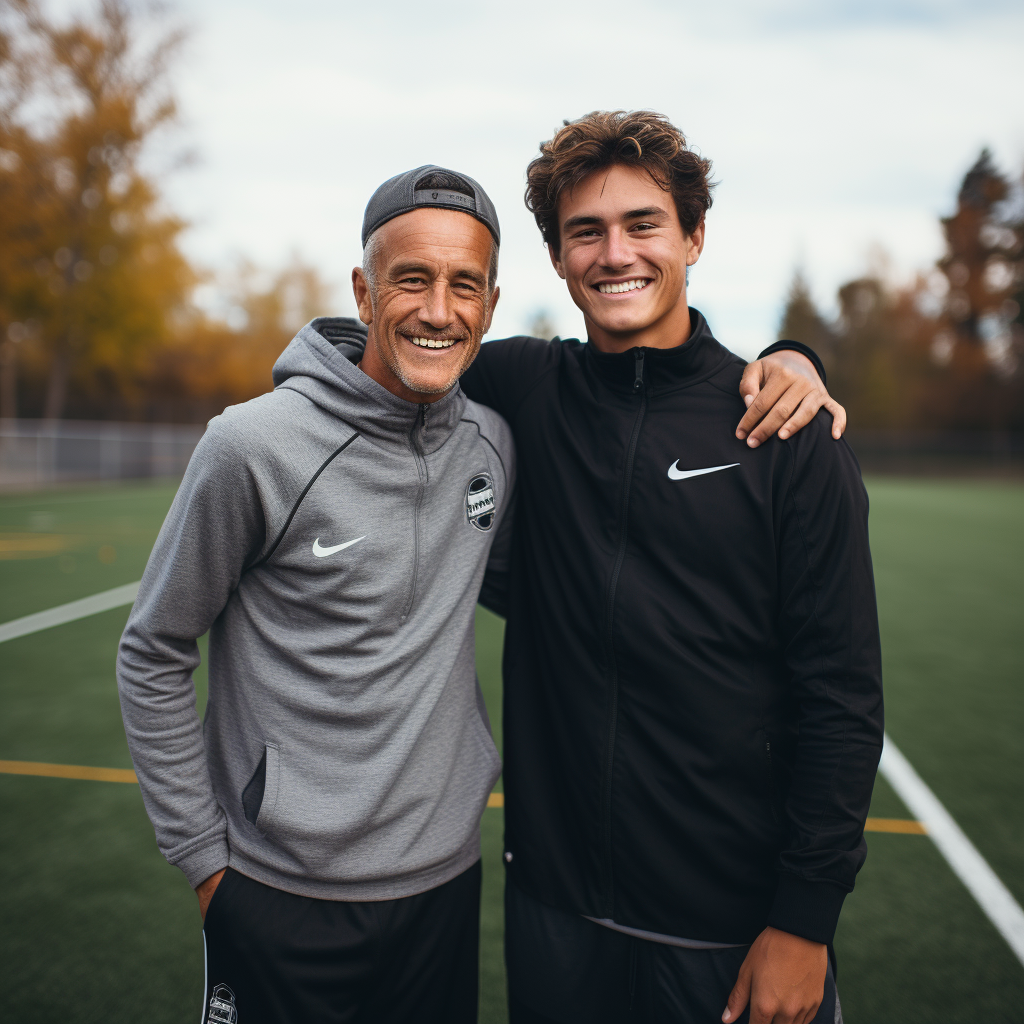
312, 536, 365, 557
667, 461, 740, 481
466, 474, 496, 532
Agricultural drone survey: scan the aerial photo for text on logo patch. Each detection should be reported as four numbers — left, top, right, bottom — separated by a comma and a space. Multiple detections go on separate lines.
466, 474, 495, 532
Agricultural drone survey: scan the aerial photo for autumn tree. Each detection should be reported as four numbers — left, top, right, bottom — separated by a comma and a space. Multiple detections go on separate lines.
146, 256, 336, 422
777, 151, 1024, 431
778, 270, 834, 371
927, 150, 1024, 427
0, 0, 193, 420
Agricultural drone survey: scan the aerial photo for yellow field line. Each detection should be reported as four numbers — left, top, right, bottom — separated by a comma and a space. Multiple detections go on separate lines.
0, 760, 138, 783
0, 764, 926, 834
865, 817, 928, 834
0, 761, 505, 798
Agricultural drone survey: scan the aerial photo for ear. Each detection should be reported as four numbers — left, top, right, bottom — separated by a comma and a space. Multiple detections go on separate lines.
548, 243, 566, 281
352, 267, 373, 325
482, 285, 500, 335
686, 219, 706, 267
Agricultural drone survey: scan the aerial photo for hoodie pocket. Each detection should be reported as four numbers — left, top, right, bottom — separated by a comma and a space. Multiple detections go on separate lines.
242, 743, 279, 831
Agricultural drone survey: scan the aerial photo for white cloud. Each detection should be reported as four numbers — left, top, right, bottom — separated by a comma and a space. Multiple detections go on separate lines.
164, 0, 1024, 357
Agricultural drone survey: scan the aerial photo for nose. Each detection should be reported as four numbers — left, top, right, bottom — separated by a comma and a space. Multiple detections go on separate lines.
599, 226, 634, 271
419, 281, 454, 329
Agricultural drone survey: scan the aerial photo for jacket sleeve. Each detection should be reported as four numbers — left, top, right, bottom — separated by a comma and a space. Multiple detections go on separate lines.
768, 414, 884, 945
116, 416, 268, 888
460, 335, 558, 421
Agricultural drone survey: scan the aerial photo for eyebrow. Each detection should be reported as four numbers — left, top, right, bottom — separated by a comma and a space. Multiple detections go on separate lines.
389, 260, 432, 279
453, 267, 488, 287
389, 260, 487, 287
562, 206, 669, 230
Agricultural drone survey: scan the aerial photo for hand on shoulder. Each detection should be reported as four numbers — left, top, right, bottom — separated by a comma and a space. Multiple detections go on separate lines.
737, 351, 847, 448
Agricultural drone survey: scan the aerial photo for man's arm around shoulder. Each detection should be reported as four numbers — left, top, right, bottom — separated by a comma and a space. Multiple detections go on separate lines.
460, 335, 559, 420
737, 343, 847, 448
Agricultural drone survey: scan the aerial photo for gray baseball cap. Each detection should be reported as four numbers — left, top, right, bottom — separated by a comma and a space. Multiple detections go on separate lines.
361, 165, 501, 247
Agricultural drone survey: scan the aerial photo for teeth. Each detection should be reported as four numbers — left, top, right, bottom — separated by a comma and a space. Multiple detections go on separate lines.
598, 279, 649, 294
409, 336, 457, 349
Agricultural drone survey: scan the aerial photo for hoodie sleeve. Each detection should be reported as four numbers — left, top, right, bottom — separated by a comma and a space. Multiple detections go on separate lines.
767, 413, 884, 944
116, 414, 268, 888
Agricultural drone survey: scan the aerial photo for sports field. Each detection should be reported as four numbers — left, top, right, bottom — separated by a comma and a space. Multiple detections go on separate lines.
0, 476, 1021, 1022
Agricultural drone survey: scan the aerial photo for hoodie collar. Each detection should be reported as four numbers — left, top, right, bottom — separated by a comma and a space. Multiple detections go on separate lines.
584, 308, 732, 394
272, 318, 466, 455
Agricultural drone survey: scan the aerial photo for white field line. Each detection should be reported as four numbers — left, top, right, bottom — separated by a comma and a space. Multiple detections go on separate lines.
880, 732, 1024, 967
5, 588, 1023, 970
0, 581, 140, 643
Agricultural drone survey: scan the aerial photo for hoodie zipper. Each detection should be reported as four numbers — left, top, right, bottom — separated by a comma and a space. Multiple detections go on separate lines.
401, 404, 428, 624
599, 347, 647, 916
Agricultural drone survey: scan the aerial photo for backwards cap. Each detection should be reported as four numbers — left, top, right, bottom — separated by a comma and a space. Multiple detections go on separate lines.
361, 165, 500, 247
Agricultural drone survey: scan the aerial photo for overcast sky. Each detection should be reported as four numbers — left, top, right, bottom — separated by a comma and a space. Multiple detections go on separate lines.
162, 0, 1024, 357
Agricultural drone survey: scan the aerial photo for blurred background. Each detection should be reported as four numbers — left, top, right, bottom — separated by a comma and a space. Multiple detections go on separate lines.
1, 0, 1021, 1021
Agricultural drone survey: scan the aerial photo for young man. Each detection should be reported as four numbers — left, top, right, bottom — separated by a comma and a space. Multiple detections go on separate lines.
459, 112, 884, 1024
118, 157, 841, 1022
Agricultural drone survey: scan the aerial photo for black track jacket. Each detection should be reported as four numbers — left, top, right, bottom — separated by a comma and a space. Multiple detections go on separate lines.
462, 310, 884, 946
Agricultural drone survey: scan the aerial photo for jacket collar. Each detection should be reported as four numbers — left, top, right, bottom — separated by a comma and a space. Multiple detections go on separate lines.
583, 308, 732, 394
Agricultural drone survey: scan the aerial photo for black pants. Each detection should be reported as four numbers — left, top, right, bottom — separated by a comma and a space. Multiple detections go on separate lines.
505, 876, 841, 1024
201, 861, 481, 1024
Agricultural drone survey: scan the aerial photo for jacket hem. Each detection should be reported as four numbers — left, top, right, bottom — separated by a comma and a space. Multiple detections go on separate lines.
767, 873, 848, 945
225, 835, 482, 902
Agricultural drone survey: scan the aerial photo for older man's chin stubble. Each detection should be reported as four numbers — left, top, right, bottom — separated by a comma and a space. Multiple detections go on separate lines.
360, 323, 479, 403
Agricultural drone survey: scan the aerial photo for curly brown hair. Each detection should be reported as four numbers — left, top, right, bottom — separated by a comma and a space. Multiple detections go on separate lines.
525, 110, 715, 255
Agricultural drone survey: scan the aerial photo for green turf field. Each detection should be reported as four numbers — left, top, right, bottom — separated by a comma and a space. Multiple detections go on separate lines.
1, 476, 1021, 1021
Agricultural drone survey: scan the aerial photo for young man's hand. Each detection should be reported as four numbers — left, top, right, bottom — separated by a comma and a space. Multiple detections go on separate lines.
737, 351, 846, 448
722, 926, 827, 1024
195, 868, 226, 922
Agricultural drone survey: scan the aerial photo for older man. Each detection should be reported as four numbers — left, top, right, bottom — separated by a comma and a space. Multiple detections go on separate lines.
118, 167, 514, 1024
118, 161, 840, 1024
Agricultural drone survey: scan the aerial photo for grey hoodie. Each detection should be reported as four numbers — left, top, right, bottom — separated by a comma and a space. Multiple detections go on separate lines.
117, 318, 514, 900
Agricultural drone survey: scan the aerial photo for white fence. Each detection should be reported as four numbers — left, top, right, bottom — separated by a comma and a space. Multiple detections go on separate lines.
0, 419, 205, 490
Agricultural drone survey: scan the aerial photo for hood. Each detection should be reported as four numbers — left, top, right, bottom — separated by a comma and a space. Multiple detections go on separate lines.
271, 317, 466, 454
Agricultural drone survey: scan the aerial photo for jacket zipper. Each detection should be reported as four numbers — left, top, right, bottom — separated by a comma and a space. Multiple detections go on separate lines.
765, 739, 781, 825
401, 404, 428, 623
599, 347, 647, 916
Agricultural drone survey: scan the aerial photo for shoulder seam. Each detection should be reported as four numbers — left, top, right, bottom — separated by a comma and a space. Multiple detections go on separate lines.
460, 417, 510, 489
248, 430, 360, 570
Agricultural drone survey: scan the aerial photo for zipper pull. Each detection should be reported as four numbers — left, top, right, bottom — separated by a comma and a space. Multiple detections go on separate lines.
633, 348, 645, 392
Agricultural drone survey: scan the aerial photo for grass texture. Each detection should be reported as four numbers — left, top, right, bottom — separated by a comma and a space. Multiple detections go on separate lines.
0, 477, 1021, 1021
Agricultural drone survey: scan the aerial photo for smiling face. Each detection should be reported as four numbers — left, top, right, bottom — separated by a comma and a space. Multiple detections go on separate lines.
550, 162, 704, 352
352, 207, 499, 402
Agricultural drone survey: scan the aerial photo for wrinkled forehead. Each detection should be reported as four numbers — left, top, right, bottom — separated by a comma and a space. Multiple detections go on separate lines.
373, 207, 495, 274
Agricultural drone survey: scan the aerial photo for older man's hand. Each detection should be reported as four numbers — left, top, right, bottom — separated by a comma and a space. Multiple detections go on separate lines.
722, 926, 828, 1024
737, 350, 846, 447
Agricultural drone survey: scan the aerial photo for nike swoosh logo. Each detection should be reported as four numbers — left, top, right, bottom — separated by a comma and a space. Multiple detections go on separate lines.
312, 536, 366, 557
667, 462, 740, 481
